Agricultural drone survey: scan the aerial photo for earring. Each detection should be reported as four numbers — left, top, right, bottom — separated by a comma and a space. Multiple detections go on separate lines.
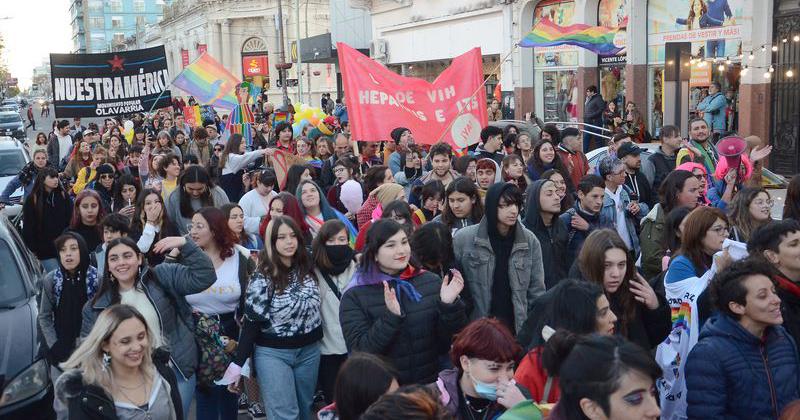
102, 352, 111, 371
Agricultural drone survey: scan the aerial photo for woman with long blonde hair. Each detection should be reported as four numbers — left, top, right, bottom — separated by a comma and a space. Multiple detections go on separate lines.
55, 304, 184, 419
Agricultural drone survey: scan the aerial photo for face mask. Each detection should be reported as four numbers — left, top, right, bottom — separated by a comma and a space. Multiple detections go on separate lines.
468, 371, 498, 401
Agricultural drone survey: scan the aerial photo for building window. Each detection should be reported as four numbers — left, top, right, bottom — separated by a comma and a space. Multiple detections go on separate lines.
88, 0, 103, 13
113, 33, 125, 45
111, 16, 123, 29
134, 0, 145, 12
109, 0, 122, 12
88, 16, 104, 29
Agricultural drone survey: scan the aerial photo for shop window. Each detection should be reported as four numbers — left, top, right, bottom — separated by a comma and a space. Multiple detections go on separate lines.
542, 70, 577, 123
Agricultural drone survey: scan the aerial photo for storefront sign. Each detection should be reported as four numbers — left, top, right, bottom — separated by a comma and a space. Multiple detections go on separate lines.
50, 46, 172, 118
648, 0, 750, 63
337, 42, 487, 149
690, 62, 712, 87
533, 0, 578, 67
598, 0, 628, 62
242, 55, 269, 76
181, 49, 189, 68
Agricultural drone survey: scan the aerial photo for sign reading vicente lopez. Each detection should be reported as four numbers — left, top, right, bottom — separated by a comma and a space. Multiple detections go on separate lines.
50, 46, 172, 118
337, 42, 487, 149
242, 55, 269, 76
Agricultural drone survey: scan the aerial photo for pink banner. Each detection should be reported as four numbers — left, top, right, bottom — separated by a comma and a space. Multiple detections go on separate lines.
337, 42, 487, 148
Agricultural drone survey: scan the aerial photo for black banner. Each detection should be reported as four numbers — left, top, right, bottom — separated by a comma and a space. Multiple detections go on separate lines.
50, 46, 172, 118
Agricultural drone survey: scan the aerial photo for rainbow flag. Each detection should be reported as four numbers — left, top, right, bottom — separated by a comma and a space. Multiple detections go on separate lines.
519, 18, 623, 56
173, 53, 240, 110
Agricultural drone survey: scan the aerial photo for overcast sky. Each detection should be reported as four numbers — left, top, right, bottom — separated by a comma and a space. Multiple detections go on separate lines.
1, 0, 72, 89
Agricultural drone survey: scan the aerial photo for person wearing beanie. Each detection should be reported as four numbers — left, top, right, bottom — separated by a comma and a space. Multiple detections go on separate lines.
555, 127, 589, 188
89, 163, 116, 212
453, 182, 545, 334
388, 127, 414, 176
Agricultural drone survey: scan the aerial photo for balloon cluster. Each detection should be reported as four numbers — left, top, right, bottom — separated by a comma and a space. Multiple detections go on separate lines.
292, 103, 332, 137
123, 120, 135, 144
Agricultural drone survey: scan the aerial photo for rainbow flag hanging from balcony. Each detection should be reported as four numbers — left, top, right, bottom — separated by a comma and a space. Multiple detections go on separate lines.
519, 18, 623, 56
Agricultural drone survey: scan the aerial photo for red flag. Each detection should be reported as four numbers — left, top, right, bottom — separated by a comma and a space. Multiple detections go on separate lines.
337, 43, 487, 149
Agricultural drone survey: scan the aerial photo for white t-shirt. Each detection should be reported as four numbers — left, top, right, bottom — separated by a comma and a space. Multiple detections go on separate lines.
239, 188, 277, 236
57, 133, 72, 162
606, 185, 632, 250
185, 253, 241, 315
120, 287, 163, 348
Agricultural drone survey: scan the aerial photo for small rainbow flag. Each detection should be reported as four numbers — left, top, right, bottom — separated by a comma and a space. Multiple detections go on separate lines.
519, 18, 623, 56
173, 53, 240, 110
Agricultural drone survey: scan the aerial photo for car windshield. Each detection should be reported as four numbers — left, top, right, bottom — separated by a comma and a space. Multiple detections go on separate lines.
0, 240, 25, 307
0, 114, 21, 124
0, 150, 26, 176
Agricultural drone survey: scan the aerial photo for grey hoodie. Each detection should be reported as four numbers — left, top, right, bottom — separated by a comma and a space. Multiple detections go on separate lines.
166, 185, 230, 235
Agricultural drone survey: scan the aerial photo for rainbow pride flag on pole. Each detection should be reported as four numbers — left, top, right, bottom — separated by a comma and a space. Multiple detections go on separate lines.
173, 53, 240, 110
519, 18, 623, 56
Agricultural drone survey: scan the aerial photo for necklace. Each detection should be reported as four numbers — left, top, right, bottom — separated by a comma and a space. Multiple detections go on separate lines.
114, 372, 151, 411
462, 391, 490, 420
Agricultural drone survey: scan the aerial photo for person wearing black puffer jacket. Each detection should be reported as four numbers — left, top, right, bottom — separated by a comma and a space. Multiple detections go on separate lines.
686, 259, 800, 420
340, 219, 468, 385
523, 179, 568, 290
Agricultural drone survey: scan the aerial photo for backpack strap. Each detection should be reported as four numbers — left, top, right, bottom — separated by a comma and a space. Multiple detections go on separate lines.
540, 376, 554, 405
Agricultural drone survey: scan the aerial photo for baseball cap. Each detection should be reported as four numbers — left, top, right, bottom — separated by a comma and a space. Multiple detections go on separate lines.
616, 142, 642, 159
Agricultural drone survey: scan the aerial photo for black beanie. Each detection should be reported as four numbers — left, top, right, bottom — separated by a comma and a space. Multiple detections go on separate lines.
390, 127, 409, 144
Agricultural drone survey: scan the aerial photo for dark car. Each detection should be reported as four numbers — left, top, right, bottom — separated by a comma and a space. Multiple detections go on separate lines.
0, 216, 53, 418
0, 112, 25, 141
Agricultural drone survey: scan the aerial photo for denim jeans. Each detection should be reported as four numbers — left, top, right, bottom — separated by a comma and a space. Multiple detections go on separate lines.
254, 342, 321, 420
195, 384, 239, 420
172, 364, 196, 418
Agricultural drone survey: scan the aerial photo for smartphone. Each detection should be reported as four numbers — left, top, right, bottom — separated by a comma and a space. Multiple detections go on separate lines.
629, 192, 639, 204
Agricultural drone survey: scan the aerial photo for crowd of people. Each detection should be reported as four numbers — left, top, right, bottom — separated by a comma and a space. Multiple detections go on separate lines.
8, 94, 800, 420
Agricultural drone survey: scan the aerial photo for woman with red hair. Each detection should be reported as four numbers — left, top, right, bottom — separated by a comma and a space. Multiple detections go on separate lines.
69, 189, 106, 252
431, 318, 530, 419
259, 192, 313, 245
186, 206, 255, 420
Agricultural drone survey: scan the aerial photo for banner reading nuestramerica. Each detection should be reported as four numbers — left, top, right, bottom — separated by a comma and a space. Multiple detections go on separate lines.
50, 46, 172, 118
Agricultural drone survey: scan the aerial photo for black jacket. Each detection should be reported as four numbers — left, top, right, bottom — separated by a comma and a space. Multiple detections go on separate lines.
583, 94, 605, 125
624, 170, 655, 208
523, 180, 568, 290
22, 190, 73, 260
648, 147, 677, 194
339, 270, 467, 385
55, 348, 184, 420
775, 275, 800, 347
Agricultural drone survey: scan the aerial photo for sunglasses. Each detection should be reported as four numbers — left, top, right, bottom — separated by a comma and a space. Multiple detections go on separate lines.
214, 147, 223, 151
99, 174, 114, 180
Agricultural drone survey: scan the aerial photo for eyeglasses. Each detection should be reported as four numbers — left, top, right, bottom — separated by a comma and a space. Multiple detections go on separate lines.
334, 167, 347, 174
99, 174, 114, 180
708, 225, 730, 235
693, 174, 705, 181
186, 223, 206, 231
753, 199, 775, 208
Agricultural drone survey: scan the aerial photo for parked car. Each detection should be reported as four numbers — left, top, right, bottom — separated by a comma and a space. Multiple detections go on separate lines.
586, 144, 788, 219
0, 137, 31, 218
0, 215, 52, 418
0, 100, 19, 113
0, 112, 25, 141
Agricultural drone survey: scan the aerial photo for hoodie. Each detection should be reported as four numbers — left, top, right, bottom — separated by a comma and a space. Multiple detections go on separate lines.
686, 313, 800, 419
523, 180, 568, 289
558, 201, 609, 263
648, 146, 678, 194
473, 143, 504, 166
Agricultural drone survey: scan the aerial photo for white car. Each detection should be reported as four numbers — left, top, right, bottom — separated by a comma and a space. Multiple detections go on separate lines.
0, 137, 31, 218
586, 144, 788, 220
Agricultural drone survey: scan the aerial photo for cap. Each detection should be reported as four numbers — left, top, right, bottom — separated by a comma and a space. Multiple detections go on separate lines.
616, 142, 642, 159
83, 129, 96, 136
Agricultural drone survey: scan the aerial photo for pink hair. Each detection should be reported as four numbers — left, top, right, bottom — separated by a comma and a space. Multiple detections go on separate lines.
676, 162, 710, 205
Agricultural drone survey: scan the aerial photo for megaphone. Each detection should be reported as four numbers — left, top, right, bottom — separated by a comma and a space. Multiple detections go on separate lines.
716, 136, 749, 183
717, 135, 746, 165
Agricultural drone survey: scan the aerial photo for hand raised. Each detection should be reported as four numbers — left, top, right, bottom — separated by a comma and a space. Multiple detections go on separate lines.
383, 281, 401, 316
440, 269, 464, 304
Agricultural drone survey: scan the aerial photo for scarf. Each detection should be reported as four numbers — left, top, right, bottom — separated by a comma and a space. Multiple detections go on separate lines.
346, 265, 423, 305
689, 139, 718, 175
54, 265, 99, 306
325, 245, 354, 275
